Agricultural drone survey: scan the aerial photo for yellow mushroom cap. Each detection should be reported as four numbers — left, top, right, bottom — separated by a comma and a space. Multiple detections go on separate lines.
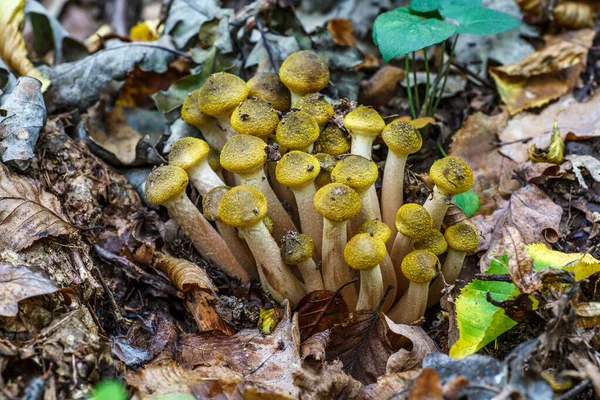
230, 98, 280, 138
280, 232, 314, 264
182, 90, 212, 127
168, 137, 210, 171
218, 185, 267, 228
382, 119, 422, 156
395, 204, 433, 239
414, 229, 448, 256
429, 156, 474, 195
276, 111, 320, 150
401, 250, 439, 284
293, 93, 334, 126
279, 50, 330, 95
344, 106, 385, 138
344, 233, 386, 270
276, 151, 321, 188
314, 123, 351, 156
247, 72, 291, 111
145, 165, 188, 205
314, 153, 337, 188
314, 183, 361, 222
202, 186, 230, 221
197, 72, 249, 117
220, 134, 267, 174
331, 155, 378, 192
445, 222, 479, 253
357, 220, 392, 244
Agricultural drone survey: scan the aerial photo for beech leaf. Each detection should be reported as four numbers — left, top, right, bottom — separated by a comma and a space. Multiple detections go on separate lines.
526, 243, 600, 281
297, 290, 348, 341
0, 262, 58, 316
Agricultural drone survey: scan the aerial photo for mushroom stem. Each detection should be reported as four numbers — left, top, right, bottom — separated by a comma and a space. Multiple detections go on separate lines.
267, 162, 300, 226
198, 120, 229, 150
187, 161, 225, 196
166, 192, 249, 281
292, 184, 323, 263
427, 248, 465, 308
423, 186, 451, 230
297, 258, 325, 292
351, 134, 376, 159
381, 153, 407, 251
390, 234, 413, 294
290, 91, 302, 106
323, 219, 358, 309
357, 266, 384, 311
214, 115, 237, 143
379, 253, 397, 313
387, 282, 429, 324
215, 220, 258, 279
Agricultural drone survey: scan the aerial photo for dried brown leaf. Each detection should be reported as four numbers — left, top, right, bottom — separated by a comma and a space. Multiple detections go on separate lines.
359, 66, 405, 108
297, 290, 348, 342
514, 161, 565, 185
363, 371, 419, 400
409, 367, 444, 400
154, 252, 215, 293
0, 163, 74, 251
0, 262, 58, 317
327, 18, 356, 47
384, 316, 438, 375
301, 330, 330, 368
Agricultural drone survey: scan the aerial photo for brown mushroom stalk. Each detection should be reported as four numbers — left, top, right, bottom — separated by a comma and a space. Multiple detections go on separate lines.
145, 165, 249, 281
344, 233, 386, 311
281, 232, 324, 292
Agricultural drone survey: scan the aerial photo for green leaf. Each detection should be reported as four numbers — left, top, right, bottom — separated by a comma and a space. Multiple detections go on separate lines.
373, 7, 456, 61
440, 0, 482, 7
450, 255, 518, 359
526, 243, 600, 281
452, 189, 480, 217
441, 6, 521, 35
410, 0, 441, 12
90, 380, 127, 400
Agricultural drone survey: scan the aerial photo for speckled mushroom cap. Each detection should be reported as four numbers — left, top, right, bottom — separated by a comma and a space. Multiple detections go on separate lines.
230, 98, 280, 138
293, 93, 334, 126
314, 153, 337, 188
276, 111, 320, 150
169, 137, 210, 171
202, 186, 230, 221
382, 119, 422, 156
395, 204, 433, 239
279, 50, 330, 95
145, 165, 188, 205
414, 229, 448, 256
276, 151, 321, 188
331, 155, 378, 192
445, 222, 479, 253
218, 185, 267, 228
344, 233, 386, 270
357, 220, 392, 244
314, 123, 351, 155
247, 72, 291, 111
182, 90, 212, 127
280, 231, 314, 264
197, 72, 249, 117
344, 106, 385, 138
220, 134, 267, 175
429, 156, 474, 195
314, 183, 361, 222
401, 250, 439, 284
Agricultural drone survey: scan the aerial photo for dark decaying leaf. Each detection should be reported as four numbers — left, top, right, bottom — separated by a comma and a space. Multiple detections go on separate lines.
0, 77, 46, 169
0, 262, 58, 317
296, 290, 348, 341
39, 37, 179, 113
326, 311, 395, 384
0, 58, 17, 98
301, 330, 330, 367
0, 163, 74, 251
162, 0, 227, 49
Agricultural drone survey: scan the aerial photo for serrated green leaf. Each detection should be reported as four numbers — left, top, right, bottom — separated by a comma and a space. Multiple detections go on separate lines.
410, 0, 441, 12
450, 255, 518, 358
441, 6, 520, 35
90, 380, 127, 400
373, 7, 456, 61
452, 189, 480, 217
527, 243, 600, 281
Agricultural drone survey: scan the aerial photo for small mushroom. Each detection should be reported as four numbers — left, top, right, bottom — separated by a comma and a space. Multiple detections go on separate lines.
424, 156, 474, 229
344, 105, 385, 160
168, 137, 225, 196
380, 119, 423, 249
145, 165, 248, 281
314, 153, 338, 188
293, 93, 334, 130
314, 183, 361, 309
247, 72, 291, 111
387, 250, 439, 324
181, 90, 226, 149
218, 186, 305, 305
414, 229, 448, 256
279, 50, 330, 104
281, 232, 325, 292
344, 233, 386, 311
230, 98, 280, 140
314, 123, 351, 156
276, 110, 320, 153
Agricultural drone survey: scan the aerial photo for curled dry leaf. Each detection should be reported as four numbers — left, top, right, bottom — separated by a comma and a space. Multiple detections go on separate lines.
565, 155, 600, 190
0, 163, 74, 251
0, 262, 58, 317
513, 161, 565, 185
384, 316, 438, 375
301, 330, 330, 368
472, 184, 562, 271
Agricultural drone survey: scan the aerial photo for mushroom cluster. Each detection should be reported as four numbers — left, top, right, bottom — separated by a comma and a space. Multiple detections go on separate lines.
145, 50, 480, 323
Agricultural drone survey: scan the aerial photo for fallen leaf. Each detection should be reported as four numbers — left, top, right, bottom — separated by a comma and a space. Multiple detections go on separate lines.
575, 302, 600, 328
0, 163, 74, 251
258, 307, 281, 334
409, 367, 444, 400
565, 154, 600, 190
528, 110, 565, 164
0, 76, 46, 169
397, 116, 436, 130
296, 290, 348, 342
0, 262, 58, 317
384, 316, 438, 375
513, 161, 565, 185
301, 330, 330, 367
362, 371, 419, 400
472, 184, 562, 270
327, 18, 356, 47
359, 65, 405, 107
527, 243, 600, 280
161, 0, 226, 49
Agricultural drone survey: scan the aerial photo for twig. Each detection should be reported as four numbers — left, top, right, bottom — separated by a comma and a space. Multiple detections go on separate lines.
473, 273, 513, 282
256, 19, 278, 73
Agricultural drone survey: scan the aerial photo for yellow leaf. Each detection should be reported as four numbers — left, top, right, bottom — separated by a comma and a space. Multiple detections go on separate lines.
130, 19, 161, 42
526, 243, 600, 281
0, 0, 49, 90
528, 110, 565, 164
258, 307, 281, 335
397, 116, 436, 129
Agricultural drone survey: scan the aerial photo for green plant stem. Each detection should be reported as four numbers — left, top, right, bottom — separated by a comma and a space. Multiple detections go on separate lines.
412, 51, 420, 113
422, 50, 431, 117
405, 55, 417, 119
427, 40, 446, 114
432, 34, 459, 115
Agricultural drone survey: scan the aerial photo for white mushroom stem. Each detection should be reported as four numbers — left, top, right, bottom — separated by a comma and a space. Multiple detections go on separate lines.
290, 91, 303, 106
267, 162, 300, 226
427, 248, 466, 308
165, 192, 249, 281
198, 119, 228, 150
214, 114, 238, 144
423, 186, 451, 230
214, 220, 258, 279
322, 219, 358, 310
356, 266, 384, 311
379, 253, 397, 313
381, 153, 407, 252
350, 134, 376, 159
387, 282, 429, 324
390, 234, 414, 296
187, 161, 226, 196
239, 221, 305, 306
296, 258, 325, 292
291, 184, 323, 263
